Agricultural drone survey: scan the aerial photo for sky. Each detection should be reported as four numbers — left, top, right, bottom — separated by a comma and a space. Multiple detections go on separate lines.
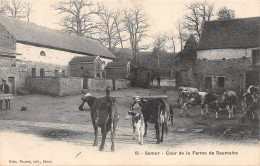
20, 0, 260, 51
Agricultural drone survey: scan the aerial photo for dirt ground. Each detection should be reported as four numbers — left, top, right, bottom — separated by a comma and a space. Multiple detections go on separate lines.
0, 87, 259, 165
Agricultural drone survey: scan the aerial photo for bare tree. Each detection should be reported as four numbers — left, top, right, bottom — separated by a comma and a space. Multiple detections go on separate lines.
0, 0, 8, 15
95, 5, 126, 51
123, 6, 149, 64
24, 0, 32, 22
53, 0, 101, 37
183, 0, 214, 40
167, 30, 176, 53
217, 7, 235, 20
6, 0, 25, 20
176, 19, 189, 51
112, 10, 126, 50
151, 32, 168, 66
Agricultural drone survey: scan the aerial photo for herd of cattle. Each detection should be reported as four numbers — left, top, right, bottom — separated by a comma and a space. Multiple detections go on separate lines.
78, 85, 259, 152
178, 85, 259, 120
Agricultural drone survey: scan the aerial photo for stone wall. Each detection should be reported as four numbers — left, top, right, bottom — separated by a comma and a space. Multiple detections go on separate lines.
196, 57, 252, 94
27, 77, 83, 96
87, 78, 113, 91
114, 79, 130, 90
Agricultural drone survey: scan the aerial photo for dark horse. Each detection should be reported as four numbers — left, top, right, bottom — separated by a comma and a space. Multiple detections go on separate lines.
79, 91, 119, 151
130, 97, 170, 144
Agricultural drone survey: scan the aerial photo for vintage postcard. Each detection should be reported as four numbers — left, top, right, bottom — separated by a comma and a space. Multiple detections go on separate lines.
0, 0, 259, 165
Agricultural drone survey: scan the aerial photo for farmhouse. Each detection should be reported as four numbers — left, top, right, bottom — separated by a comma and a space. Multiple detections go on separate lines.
0, 15, 116, 93
197, 17, 260, 94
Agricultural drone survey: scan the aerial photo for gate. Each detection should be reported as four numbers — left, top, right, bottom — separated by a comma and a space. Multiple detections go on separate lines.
245, 70, 260, 89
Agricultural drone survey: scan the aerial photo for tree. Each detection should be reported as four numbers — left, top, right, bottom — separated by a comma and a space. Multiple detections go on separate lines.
95, 6, 126, 51
183, 0, 214, 40
24, 0, 32, 22
6, 0, 25, 20
123, 6, 149, 64
176, 19, 189, 52
151, 32, 168, 66
0, 0, 32, 21
167, 30, 176, 53
179, 35, 198, 61
217, 7, 235, 20
0, 0, 8, 15
53, 0, 100, 37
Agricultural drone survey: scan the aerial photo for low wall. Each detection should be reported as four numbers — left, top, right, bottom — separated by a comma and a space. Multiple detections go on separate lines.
27, 77, 83, 96
87, 78, 113, 91
114, 79, 130, 90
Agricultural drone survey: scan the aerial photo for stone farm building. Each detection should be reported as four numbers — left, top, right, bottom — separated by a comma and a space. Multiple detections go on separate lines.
196, 17, 260, 94
69, 56, 104, 78
0, 15, 115, 93
105, 61, 131, 79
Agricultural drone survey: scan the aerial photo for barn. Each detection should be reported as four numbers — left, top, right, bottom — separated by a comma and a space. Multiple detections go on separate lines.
197, 17, 260, 94
0, 15, 116, 93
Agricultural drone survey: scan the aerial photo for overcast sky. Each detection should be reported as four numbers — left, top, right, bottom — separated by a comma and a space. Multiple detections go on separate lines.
27, 0, 260, 52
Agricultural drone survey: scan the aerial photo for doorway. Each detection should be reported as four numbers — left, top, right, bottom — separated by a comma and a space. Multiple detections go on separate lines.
8, 77, 15, 94
205, 76, 213, 92
245, 70, 260, 89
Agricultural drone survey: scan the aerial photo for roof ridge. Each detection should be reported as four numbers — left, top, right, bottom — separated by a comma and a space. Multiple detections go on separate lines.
0, 15, 108, 48
205, 16, 260, 23
0, 15, 116, 59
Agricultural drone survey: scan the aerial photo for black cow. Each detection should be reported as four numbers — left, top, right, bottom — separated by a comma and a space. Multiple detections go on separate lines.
79, 92, 119, 152
130, 97, 172, 144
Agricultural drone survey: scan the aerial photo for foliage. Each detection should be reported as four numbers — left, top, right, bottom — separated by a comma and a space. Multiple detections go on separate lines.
176, 35, 198, 61
217, 7, 235, 20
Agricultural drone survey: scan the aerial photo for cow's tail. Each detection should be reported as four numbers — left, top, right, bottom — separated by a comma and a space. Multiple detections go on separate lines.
161, 99, 170, 134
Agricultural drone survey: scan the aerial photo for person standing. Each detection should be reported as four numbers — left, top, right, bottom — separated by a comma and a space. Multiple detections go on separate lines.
0, 79, 10, 109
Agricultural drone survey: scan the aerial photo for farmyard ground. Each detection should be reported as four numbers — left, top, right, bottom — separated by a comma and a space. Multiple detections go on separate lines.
0, 88, 259, 165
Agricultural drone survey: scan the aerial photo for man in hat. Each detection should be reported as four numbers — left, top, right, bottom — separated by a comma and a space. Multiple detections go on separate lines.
0, 79, 10, 110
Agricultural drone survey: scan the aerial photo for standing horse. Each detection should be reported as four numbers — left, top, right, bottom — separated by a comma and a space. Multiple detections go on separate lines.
79, 92, 119, 151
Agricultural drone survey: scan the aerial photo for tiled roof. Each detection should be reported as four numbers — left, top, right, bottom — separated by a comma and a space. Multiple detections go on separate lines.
105, 61, 129, 68
0, 15, 116, 59
69, 56, 99, 63
198, 17, 260, 50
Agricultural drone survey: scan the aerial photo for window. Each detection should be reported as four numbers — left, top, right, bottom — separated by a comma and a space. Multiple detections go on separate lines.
218, 76, 225, 88
40, 69, 45, 77
252, 50, 260, 66
40, 51, 46, 56
32, 68, 36, 77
